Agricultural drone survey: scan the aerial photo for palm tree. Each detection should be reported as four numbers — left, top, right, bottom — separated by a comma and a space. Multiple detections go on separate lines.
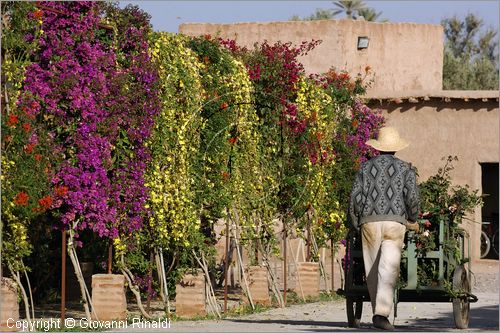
290, 8, 337, 21
332, 0, 367, 19
357, 8, 386, 22
306, 8, 337, 21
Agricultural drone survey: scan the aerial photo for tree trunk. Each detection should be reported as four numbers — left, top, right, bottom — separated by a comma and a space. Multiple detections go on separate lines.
232, 210, 255, 310
22, 262, 35, 320
192, 250, 221, 318
120, 255, 152, 319
67, 229, 92, 321
155, 248, 171, 316
158, 248, 171, 316
7, 266, 32, 329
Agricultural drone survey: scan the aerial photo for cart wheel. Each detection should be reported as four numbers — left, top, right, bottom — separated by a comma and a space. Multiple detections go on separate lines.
480, 230, 491, 259
452, 264, 470, 329
347, 296, 363, 328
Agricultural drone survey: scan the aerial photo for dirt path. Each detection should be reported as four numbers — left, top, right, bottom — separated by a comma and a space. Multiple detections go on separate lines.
114, 260, 498, 332
30, 260, 497, 332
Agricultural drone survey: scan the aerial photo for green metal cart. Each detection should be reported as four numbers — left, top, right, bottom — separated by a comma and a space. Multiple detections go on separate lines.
338, 219, 478, 329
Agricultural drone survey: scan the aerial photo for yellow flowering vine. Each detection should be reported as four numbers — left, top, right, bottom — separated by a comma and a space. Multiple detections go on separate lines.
142, 32, 205, 253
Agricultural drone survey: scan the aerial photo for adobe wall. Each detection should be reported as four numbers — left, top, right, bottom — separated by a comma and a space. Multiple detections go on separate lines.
369, 99, 499, 261
179, 20, 444, 93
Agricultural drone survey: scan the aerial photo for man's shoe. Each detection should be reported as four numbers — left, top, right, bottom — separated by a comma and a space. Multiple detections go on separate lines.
372, 315, 394, 331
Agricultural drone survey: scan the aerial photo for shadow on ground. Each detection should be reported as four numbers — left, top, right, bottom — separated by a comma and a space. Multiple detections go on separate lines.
226, 304, 499, 332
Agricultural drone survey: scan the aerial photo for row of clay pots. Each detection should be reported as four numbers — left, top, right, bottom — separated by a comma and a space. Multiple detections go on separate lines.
0, 274, 127, 331
176, 262, 321, 317
0, 262, 321, 325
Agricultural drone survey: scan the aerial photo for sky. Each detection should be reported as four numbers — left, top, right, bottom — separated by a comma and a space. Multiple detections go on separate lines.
119, 1, 500, 33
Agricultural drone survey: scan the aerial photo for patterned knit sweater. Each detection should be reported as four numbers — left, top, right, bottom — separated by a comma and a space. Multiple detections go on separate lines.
347, 154, 420, 230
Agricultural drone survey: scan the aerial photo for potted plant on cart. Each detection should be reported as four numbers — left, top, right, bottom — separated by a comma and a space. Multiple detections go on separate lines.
411, 156, 482, 328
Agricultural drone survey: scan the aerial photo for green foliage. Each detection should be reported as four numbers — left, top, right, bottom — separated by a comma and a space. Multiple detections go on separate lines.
442, 13, 499, 90
290, 1, 385, 22
419, 156, 482, 221
357, 8, 386, 22
1, 1, 39, 58
290, 8, 336, 21
332, 0, 367, 19
187, 35, 242, 224
1, 1, 59, 272
413, 156, 482, 288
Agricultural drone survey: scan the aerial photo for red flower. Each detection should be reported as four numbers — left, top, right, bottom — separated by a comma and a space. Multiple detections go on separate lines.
424, 220, 432, 228
204, 34, 212, 40
14, 192, 29, 206
7, 114, 18, 127
309, 111, 317, 122
34, 154, 42, 161
24, 143, 35, 154
31, 101, 40, 109
352, 120, 359, 128
221, 171, 230, 179
54, 186, 69, 197
22, 123, 31, 133
220, 102, 229, 110
228, 136, 238, 145
38, 195, 53, 210
314, 131, 323, 141
340, 72, 350, 81
33, 9, 43, 19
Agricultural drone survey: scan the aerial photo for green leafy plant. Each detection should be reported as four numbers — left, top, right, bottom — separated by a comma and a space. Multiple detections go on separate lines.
413, 156, 482, 288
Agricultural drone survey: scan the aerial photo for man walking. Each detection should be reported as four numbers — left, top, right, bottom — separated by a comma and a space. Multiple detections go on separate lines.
348, 126, 420, 331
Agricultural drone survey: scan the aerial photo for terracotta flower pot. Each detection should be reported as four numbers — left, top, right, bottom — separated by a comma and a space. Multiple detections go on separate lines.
0, 278, 19, 332
175, 270, 206, 318
246, 265, 270, 306
294, 262, 320, 298
91, 274, 127, 321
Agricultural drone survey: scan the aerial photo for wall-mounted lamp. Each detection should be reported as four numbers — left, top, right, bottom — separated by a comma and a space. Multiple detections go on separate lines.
357, 36, 369, 50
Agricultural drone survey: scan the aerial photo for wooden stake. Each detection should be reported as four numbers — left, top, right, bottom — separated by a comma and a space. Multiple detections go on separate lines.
146, 251, 153, 313
331, 238, 335, 292
306, 215, 312, 262
61, 229, 66, 326
107, 242, 112, 274
224, 219, 229, 312
283, 223, 287, 306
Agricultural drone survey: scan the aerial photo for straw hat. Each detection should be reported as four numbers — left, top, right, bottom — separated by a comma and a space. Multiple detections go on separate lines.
365, 127, 409, 152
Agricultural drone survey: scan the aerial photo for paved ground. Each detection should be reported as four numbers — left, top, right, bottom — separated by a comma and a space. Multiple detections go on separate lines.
113, 260, 498, 332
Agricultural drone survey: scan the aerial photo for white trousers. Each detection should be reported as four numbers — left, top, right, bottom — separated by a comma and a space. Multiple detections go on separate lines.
361, 221, 406, 317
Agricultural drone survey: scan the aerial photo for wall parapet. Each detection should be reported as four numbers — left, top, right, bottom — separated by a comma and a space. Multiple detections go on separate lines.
180, 19, 444, 93
365, 90, 499, 104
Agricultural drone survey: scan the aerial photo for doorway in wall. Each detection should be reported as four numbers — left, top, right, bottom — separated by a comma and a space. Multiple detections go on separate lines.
481, 163, 499, 259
